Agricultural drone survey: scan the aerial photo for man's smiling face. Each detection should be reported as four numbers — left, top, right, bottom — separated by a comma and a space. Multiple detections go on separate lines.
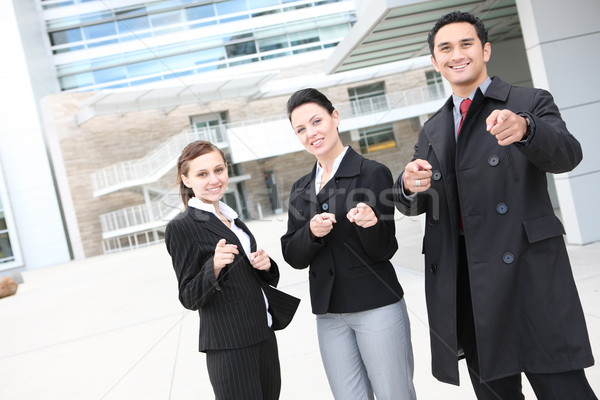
431, 22, 491, 97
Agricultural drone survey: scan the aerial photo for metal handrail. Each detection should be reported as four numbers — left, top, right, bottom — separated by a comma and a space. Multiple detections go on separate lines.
91, 126, 227, 196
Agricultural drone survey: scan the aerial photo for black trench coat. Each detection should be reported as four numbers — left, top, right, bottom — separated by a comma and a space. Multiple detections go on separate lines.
394, 77, 594, 384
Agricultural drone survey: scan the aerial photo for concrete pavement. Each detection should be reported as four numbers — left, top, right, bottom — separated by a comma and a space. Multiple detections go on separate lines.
1, 214, 598, 399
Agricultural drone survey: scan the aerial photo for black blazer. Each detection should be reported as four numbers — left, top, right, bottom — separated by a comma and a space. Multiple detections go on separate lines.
165, 207, 279, 352
281, 147, 402, 314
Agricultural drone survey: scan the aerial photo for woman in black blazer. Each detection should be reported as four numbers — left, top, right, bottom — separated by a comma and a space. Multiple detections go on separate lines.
281, 89, 416, 400
165, 140, 286, 400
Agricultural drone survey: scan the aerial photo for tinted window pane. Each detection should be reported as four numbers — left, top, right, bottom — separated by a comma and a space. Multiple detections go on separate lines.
162, 53, 194, 70
117, 16, 150, 34
215, 0, 248, 16
186, 4, 215, 21
258, 35, 289, 52
50, 28, 83, 46
127, 59, 161, 78
225, 40, 257, 58
149, 10, 183, 28
59, 72, 94, 90
0, 231, 14, 262
93, 66, 127, 84
83, 22, 117, 40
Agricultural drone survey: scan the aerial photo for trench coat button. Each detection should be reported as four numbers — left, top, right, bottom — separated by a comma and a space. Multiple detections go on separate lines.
298, 209, 304, 215
488, 155, 500, 166
432, 170, 442, 181
496, 203, 508, 215
335, 178, 339, 183
311, 271, 316, 278
322, 203, 329, 211
503, 252, 515, 264
430, 264, 438, 274
428, 216, 439, 226
328, 269, 334, 276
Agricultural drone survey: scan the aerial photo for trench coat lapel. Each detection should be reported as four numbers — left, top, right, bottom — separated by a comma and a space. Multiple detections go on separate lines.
424, 97, 456, 177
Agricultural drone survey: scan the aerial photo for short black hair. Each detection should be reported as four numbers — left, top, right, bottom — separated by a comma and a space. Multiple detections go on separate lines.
286, 88, 335, 121
428, 11, 488, 57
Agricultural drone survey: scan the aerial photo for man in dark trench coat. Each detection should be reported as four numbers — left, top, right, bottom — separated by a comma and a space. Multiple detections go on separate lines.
394, 11, 597, 400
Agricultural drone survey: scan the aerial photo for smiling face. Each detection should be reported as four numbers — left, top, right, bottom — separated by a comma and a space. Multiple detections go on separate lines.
290, 102, 342, 160
431, 22, 491, 98
181, 150, 228, 205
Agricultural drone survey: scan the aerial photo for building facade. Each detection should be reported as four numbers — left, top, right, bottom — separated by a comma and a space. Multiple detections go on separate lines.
3, 0, 597, 270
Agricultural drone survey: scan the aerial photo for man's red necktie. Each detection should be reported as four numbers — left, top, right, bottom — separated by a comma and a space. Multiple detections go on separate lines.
457, 98, 471, 231
458, 98, 471, 134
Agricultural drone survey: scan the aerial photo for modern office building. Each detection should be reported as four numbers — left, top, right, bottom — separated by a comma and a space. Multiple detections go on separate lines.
1, 0, 598, 271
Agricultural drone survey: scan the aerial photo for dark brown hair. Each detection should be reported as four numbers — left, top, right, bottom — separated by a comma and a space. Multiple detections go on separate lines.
428, 11, 488, 58
176, 140, 227, 208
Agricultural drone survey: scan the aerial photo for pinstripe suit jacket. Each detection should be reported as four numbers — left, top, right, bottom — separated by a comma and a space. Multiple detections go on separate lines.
165, 207, 279, 352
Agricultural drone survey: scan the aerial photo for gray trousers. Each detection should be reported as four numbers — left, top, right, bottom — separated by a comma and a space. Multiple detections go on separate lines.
316, 299, 416, 400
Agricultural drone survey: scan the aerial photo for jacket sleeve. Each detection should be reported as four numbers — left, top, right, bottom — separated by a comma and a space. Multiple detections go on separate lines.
352, 162, 398, 261
515, 88, 582, 173
256, 258, 280, 287
165, 219, 221, 310
281, 184, 325, 270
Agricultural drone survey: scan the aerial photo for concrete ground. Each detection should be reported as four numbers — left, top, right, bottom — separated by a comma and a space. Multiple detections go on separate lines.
1, 214, 598, 399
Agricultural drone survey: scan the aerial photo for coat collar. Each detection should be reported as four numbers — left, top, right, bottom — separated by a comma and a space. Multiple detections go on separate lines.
295, 146, 363, 203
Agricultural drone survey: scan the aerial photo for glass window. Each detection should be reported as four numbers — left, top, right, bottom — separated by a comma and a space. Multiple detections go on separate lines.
81, 11, 113, 23
319, 23, 350, 42
193, 47, 227, 66
186, 4, 216, 21
59, 72, 94, 90
215, 0, 248, 16
161, 53, 194, 71
426, 70, 444, 99
83, 22, 117, 40
358, 125, 396, 154
250, 0, 279, 8
349, 82, 388, 115
93, 66, 128, 84
289, 30, 319, 47
117, 16, 150, 35
0, 231, 15, 264
225, 40, 257, 59
149, 10, 184, 28
50, 28, 83, 46
0, 201, 15, 265
127, 59, 161, 78
258, 35, 289, 52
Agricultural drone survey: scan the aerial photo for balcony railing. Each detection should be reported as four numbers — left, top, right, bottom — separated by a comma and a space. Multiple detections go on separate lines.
340, 83, 445, 117
91, 126, 227, 197
99, 191, 181, 239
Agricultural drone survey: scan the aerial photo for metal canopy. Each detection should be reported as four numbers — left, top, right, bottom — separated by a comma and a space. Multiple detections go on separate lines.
326, 0, 521, 73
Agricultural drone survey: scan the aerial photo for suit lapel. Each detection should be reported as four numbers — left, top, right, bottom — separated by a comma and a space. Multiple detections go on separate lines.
189, 207, 241, 248
234, 218, 257, 253
316, 147, 362, 205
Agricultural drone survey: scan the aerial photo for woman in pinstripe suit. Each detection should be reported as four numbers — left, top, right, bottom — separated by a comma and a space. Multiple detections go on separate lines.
165, 141, 282, 400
